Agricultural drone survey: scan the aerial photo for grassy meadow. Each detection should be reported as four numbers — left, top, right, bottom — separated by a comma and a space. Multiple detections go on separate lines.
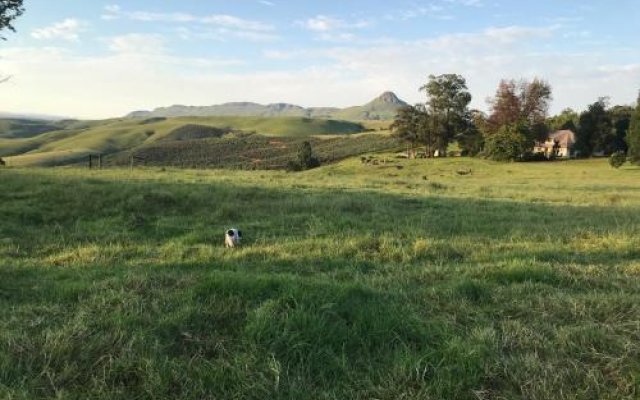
1, 158, 639, 399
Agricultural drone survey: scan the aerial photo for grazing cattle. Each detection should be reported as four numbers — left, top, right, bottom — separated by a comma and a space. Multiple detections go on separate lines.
225, 228, 242, 248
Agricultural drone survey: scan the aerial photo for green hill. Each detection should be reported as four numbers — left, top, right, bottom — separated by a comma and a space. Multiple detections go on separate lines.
0, 116, 366, 167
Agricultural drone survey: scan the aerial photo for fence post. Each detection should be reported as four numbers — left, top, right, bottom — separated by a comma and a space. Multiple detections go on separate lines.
130, 155, 134, 171
98, 154, 102, 169
88, 155, 92, 169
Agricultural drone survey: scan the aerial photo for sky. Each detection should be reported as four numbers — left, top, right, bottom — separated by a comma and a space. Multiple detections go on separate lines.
0, 0, 639, 119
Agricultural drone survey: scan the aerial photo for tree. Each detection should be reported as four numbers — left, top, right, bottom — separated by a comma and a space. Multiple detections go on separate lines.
548, 108, 579, 132
484, 124, 529, 161
456, 110, 484, 156
609, 105, 634, 153
574, 98, 612, 157
0, 0, 24, 39
485, 78, 552, 146
391, 105, 422, 157
297, 141, 319, 169
627, 92, 640, 164
420, 74, 472, 154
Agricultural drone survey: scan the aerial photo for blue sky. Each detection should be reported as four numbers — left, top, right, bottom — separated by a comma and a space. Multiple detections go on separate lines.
0, 0, 639, 118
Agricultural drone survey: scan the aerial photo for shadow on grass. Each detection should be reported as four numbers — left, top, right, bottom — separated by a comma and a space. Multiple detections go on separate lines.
1, 170, 639, 399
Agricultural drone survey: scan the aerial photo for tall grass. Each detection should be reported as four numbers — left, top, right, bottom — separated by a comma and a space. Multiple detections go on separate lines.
0, 158, 639, 399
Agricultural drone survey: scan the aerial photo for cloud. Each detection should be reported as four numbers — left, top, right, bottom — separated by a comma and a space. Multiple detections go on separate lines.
102, 4, 273, 31
2, 24, 638, 119
31, 19, 86, 42
106, 34, 166, 55
301, 15, 371, 32
298, 15, 371, 43
259, 0, 275, 6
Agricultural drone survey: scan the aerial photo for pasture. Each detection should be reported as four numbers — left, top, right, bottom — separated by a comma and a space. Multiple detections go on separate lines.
1, 158, 639, 399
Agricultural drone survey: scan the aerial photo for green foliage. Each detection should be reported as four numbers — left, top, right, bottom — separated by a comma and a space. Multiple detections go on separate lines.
609, 151, 626, 168
575, 98, 613, 157
420, 74, 472, 152
627, 94, 640, 164
1, 159, 639, 399
548, 108, 579, 132
0, 0, 23, 38
391, 105, 422, 150
297, 141, 320, 170
484, 124, 529, 161
484, 78, 552, 154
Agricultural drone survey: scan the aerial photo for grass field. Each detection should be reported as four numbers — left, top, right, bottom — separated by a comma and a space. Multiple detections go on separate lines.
1, 158, 639, 399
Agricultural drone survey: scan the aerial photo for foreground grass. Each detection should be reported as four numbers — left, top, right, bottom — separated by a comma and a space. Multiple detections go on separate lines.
1, 158, 639, 399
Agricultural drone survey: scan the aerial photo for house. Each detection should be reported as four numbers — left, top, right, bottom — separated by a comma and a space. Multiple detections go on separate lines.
533, 129, 576, 158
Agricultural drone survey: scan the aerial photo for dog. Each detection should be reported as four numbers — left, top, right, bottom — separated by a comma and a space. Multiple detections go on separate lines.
225, 228, 242, 248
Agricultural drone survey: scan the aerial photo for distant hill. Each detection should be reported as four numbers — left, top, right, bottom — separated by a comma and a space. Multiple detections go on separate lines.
0, 116, 368, 166
127, 92, 407, 121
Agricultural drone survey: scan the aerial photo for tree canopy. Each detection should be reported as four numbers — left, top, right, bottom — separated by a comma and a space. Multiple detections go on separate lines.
0, 0, 24, 39
420, 74, 472, 153
627, 92, 640, 164
486, 78, 552, 141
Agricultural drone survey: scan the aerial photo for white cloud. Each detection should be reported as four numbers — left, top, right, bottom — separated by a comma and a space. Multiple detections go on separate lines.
31, 19, 86, 42
301, 15, 371, 32
101, 4, 277, 42
102, 4, 273, 31
106, 34, 166, 55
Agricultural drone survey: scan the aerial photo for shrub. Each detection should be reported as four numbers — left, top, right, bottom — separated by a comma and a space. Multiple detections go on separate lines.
484, 125, 529, 161
609, 151, 626, 168
297, 141, 320, 170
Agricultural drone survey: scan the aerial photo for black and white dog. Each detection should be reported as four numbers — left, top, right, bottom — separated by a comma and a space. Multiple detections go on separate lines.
225, 228, 242, 248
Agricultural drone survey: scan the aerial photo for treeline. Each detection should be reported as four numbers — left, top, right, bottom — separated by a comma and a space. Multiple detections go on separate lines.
392, 74, 640, 164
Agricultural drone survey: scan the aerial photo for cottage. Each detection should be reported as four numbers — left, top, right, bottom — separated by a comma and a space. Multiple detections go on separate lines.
533, 129, 576, 158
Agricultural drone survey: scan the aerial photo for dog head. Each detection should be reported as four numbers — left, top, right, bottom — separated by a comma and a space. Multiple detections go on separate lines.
225, 228, 242, 248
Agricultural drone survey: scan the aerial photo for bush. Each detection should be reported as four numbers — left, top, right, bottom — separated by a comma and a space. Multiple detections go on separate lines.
297, 141, 320, 170
484, 125, 529, 161
609, 151, 626, 168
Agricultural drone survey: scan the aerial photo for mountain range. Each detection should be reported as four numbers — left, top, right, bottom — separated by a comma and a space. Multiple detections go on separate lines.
127, 91, 408, 121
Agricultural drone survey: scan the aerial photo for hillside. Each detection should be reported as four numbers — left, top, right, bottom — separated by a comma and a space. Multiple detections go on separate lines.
127, 91, 407, 121
108, 133, 403, 169
0, 116, 367, 167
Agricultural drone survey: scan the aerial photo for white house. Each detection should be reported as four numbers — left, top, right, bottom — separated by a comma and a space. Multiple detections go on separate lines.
533, 130, 576, 158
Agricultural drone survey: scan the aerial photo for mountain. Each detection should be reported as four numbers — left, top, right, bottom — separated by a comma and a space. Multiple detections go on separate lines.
333, 91, 408, 121
126, 92, 407, 121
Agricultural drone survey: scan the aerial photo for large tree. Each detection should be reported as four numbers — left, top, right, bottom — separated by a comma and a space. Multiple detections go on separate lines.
609, 105, 633, 153
574, 98, 613, 157
482, 78, 552, 160
420, 74, 472, 154
627, 92, 640, 164
0, 0, 24, 39
391, 105, 422, 157
485, 78, 552, 142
